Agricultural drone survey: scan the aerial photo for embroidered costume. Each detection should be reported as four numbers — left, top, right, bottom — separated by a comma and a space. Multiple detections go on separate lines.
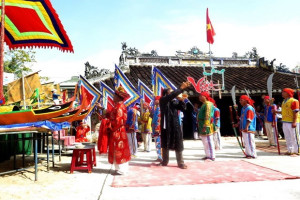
239, 95, 257, 158
213, 107, 222, 150
281, 88, 300, 155
126, 104, 139, 156
198, 92, 215, 160
140, 103, 152, 152
107, 101, 131, 165
263, 96, 277, 146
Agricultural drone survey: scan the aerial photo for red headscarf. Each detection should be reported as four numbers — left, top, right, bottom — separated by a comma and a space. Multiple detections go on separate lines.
264, 95, 270, 100
283, 88, 294, 97
200, 91, 210, 99
200, 91, 215, 105
240, 95, 255, 107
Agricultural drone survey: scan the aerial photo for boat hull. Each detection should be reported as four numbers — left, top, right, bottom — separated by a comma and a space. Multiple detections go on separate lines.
0, 102, 73, 125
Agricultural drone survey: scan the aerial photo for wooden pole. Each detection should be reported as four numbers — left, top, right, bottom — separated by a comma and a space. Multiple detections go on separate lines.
0, 0, 5, 98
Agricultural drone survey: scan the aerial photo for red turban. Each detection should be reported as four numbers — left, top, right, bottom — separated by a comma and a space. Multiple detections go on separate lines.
155, 96, 161, 101
283, 88, 294, 97
200, 92, 216, 105
200, 92, 210, 99
264, 96, 270, 100
240, 95, 255, 106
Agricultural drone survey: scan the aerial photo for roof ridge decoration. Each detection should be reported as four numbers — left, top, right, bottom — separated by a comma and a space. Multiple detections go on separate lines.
176, 46, 208, 58
84, 62, 110, 79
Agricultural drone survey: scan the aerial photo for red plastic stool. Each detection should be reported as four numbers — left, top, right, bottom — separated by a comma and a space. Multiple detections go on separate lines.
78, 146, 96, 167
70, 147, 93, 173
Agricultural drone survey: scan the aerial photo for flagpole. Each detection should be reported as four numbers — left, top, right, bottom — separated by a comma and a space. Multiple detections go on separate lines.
0, 0, 5, 99
209, 43, 214, 98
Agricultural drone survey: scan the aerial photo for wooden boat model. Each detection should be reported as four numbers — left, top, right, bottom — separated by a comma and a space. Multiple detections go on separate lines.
49, 107, 82, 123
0, 101, 73, 125
71, 109, 91, 121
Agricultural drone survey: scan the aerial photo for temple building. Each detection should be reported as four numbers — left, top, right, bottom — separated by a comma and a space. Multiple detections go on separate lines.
85, 44, 299, 138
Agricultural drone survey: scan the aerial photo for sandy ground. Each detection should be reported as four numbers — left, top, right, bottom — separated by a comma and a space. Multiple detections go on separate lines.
0, 137, 300, 200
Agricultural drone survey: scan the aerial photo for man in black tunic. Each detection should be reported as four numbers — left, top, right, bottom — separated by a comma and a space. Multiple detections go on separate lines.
159, 81, 190, 169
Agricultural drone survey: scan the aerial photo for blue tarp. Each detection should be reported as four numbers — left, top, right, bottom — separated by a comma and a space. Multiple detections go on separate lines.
0, 121, 70, 131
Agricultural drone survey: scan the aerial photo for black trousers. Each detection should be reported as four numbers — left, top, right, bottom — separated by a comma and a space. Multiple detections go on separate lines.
162, 148, 184, 166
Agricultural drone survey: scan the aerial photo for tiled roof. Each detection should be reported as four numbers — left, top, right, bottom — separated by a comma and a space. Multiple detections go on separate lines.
102, 65, 300, 96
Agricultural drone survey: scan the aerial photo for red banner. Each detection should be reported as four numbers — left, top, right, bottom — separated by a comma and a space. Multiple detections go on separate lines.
206, 8, 216, 44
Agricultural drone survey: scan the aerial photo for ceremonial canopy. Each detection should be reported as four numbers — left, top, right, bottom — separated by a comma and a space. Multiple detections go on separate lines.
0, 0, 73, 52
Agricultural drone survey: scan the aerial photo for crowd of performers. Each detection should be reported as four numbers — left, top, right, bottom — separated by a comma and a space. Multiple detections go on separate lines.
97, 84, 300, 175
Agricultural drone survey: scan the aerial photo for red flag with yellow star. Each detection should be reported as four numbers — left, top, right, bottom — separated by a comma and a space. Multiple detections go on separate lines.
206, 8, 216, 44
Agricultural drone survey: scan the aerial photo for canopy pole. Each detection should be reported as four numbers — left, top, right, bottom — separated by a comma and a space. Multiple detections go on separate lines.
22, 71, 27, 109
0, 0, 5, 98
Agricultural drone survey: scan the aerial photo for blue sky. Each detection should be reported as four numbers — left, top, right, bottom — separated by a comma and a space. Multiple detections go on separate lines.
32, 0, 300, 82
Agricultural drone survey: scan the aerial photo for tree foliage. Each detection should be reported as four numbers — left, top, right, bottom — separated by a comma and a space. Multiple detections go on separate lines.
4, 49, 36, 78
244, 47, 259, 59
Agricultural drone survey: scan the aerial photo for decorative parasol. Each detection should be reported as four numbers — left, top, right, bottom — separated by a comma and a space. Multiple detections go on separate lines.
0, 0, 73, 99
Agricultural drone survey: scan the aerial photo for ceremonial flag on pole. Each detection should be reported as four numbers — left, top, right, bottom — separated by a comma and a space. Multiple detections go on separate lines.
99, 81, 114, 111
78, 75, 101, 111
206, 8, 216, 44
152, 67, 177, 97
138, 79, 153, 105
114, 65, 140, 108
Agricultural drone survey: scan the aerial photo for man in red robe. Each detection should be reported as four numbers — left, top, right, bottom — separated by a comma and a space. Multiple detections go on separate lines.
98, 86, 131, 175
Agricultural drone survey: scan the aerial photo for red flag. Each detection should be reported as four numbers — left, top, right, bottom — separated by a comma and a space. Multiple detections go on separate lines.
206, 8, 216, 44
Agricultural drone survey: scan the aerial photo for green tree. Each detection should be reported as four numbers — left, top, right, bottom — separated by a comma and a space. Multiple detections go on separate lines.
4, 49, 36, 78
244, 47, 259, 59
